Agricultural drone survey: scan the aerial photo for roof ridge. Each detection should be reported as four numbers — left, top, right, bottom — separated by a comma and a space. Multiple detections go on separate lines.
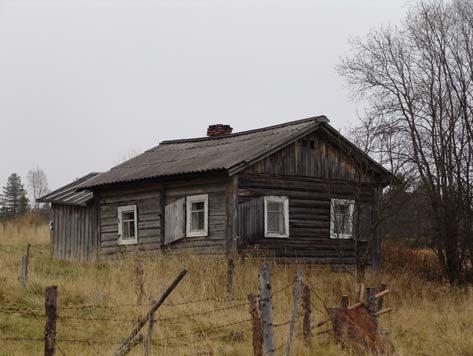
159, 115, 328, 145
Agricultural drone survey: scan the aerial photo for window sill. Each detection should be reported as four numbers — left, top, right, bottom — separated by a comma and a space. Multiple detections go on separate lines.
264, 234, 289, 239
186, 231, 208, 238
330, 234, 352, 239
118, 239, 138, 245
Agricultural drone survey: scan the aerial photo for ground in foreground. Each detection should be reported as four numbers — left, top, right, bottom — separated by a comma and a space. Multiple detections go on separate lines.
0, 218, 472, 355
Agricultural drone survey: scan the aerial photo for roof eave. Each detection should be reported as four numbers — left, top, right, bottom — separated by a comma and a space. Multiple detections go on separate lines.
228, 121, 395, 187
77, 168, 229, 190
319, 124, 395, 181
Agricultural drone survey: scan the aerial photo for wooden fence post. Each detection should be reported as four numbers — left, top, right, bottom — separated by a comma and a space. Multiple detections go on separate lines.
259, 264, 274, 356
113, 269, 187, 356
19, 243, 30, 288
134, 258, 145, 305
118, 334, 144, 355
365, 287, 377, 316
358, 283, 365, 303
302, 285, 312, 346
145, 299, 156, 356
248, 293, 263, 356
353, 282, 365, 303
283, 268, 304, 356
227, 257, 235, 300
44, 286, 57, 356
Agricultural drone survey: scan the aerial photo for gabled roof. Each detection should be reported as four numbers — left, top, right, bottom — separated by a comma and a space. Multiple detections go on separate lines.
78, 115, 393, 189
78, 116, 329, 188
37, 173, 99, 206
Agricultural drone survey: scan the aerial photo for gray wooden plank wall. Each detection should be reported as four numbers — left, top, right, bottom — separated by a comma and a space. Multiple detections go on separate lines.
50, 204, 97, 261
244, 131, 377, 183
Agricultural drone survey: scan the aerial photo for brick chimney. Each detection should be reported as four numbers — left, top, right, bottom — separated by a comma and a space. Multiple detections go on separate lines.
207, 124, 233, 137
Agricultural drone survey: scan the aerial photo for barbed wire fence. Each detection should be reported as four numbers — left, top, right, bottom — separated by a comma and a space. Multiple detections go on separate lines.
0, 262, 316, 356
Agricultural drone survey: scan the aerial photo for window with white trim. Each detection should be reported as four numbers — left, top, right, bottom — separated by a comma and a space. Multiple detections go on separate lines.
118, 205, 138, 245
264, 196, 289, 238
330, 199, 355, 239
186, 194, 208, 237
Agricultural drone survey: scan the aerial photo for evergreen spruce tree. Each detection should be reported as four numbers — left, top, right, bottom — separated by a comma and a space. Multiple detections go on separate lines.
0, 173, 29, 218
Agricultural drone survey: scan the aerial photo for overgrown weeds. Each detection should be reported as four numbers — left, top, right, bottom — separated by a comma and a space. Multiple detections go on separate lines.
0, 213, 49, 246
382, 239, 442, 282
0, 221, 472, 355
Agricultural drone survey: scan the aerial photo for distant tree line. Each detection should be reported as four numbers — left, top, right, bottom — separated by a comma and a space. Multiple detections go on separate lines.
0, 168, 50, 219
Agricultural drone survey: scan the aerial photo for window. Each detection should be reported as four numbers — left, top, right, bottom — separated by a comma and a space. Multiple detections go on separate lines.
330, 199, 355, 239
186, 194, 208, 237
118, 205, 138, 245
264, 196, 289, 238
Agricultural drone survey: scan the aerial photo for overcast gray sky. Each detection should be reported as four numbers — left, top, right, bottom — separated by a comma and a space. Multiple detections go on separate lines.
0, 0, 412, 192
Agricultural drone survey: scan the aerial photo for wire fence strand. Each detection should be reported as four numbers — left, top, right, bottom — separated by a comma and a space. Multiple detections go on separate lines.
1, 270, 304, 354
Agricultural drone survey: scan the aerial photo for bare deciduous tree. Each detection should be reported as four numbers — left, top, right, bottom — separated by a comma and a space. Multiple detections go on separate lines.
27, 167, 49, 209
339, 0, 473, 284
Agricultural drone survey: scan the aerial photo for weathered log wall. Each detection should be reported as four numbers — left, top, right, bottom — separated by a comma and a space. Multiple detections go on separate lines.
97, 176, 228, 257
237, 175, 374, 264
99, 185, 162, 257
163, 178, 228, 255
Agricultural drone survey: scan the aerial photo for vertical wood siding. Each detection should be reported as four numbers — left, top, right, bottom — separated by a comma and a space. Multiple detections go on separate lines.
50, 204, 97, 261
243, 131, 377, 183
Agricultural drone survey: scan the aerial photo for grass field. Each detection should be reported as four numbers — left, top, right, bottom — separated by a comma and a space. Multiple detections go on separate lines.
1, 215, 473, 356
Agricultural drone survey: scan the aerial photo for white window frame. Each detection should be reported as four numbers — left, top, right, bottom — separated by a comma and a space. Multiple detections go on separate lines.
118, 205, 138, 245
330, 198, 355, 239
186, 194, 209, 237
264, 196, 289, 238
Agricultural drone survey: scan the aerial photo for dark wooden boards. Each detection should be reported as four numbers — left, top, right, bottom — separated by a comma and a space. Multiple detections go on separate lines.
237, 174, 372, 264
242, 132, 377, 183
97, 176, 229, 257
50, 203, 97, 261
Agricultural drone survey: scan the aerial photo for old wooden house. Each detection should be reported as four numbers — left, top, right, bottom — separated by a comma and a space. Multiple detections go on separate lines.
39, 116, 393, 264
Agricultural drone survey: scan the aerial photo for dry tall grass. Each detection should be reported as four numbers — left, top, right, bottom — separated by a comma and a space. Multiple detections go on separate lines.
0, 218, 472, 355
0, 214, 49, 246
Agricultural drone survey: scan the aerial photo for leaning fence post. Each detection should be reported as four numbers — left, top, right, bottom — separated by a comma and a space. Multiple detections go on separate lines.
283, 268, 304, 356
248, 293, 263, 356
302, 285, 312, 346
117, 334, 144, 355
145, 299, 156, 356
259, 264, 274, 356
227, 257, 235, 300
19, 243, 30, 288
113, 269, 187, 356
44, 286, 57, 356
